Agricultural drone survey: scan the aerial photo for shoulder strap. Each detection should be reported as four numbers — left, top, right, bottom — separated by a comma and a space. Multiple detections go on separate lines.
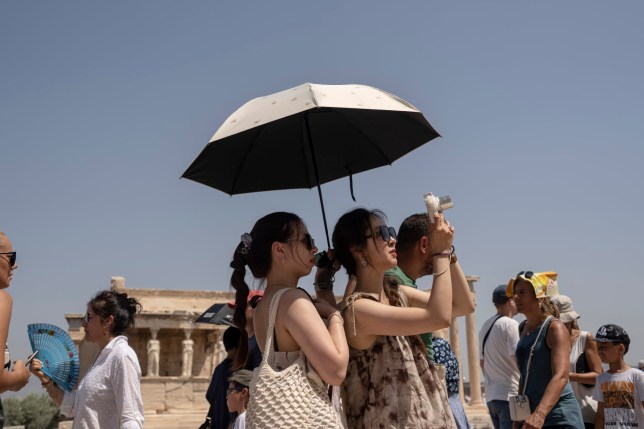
340, 292, 379, 337
482, 315, 503, 357
521, 316, 553, 395
262, 289, 289, 367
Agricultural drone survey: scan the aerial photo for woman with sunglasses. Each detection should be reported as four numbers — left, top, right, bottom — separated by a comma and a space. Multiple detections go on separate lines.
229, 212, 348, 427
508, 272, 583, 429
1, 231, 31, 426
332, 208, 456, 428
30, 290, 145, 429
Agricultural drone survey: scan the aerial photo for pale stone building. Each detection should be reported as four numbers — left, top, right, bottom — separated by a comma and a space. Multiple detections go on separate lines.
62, 276, 493, 429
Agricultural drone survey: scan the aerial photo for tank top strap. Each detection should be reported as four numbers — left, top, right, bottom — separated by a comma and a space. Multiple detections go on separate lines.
339, 292, 379, 337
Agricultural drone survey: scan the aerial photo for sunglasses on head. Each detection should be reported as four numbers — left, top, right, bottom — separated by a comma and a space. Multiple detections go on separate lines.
365, 226, 397, 242
249, 295, 263, 309
287, 233, 315, 251
516, 271, 535, 279
1, 252, 16, 266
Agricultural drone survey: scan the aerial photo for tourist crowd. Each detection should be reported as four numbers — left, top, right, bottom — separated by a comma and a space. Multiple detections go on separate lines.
2, 206, 643, 429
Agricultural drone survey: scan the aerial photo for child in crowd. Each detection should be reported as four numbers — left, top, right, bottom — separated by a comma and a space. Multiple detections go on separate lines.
593, 324, 644, 429
226, 370, 253, 429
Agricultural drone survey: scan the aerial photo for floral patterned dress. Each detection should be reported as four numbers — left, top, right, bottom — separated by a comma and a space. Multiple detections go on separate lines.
341, 292, 456, 429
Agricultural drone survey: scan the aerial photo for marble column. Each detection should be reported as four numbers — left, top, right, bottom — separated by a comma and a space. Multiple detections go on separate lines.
146, 328, 160, 377
465, 278, 483, 406
181, 329, 194, 377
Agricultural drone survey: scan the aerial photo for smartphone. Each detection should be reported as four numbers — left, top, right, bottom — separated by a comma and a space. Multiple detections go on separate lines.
25, 350, 38, 365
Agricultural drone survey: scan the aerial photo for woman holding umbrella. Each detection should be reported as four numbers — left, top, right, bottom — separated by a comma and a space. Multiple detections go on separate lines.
332, 208, 456, 428
230, 212, 348, 428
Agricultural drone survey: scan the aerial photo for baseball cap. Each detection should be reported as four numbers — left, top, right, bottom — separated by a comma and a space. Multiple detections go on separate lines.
594, 324, 630, 344
550, 295, 580, 324
229, 369, 253, 388
228, 290, 264, 309
492, 285, 510, 305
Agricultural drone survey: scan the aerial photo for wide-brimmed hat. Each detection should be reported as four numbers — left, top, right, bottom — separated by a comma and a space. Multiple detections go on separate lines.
229, 369, 253, 388
506, 271, 559, 299
550, 295, 580, 323
228, 290, 264, 309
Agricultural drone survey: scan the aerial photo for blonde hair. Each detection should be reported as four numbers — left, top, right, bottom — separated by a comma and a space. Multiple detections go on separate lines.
539, 297, 560, 319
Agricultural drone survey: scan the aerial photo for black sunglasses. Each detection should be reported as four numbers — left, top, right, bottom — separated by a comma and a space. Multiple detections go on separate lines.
365, 226, 397, 242
287, 233, 316, 251
516, 271, 535, 279
0, 252, 16, 266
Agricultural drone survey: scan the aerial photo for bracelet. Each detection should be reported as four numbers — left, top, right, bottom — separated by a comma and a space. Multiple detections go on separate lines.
314, 281, 334, 290
432, 253, 450, 258
328, 312, 344, 326
450, 245, 458, 265
41, 378, 53, 388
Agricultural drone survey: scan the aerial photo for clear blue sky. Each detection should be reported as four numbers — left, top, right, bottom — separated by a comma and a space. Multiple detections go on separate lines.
2, 2, 643, 396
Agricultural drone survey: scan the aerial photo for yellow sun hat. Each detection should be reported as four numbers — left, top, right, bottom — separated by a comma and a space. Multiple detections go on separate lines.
506, 271, 559, 299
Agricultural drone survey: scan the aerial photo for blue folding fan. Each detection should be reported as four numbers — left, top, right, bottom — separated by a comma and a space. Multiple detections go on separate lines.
27, 323, 80, 392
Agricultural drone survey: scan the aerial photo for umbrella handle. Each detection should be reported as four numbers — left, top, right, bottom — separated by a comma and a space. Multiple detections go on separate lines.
304, 113, 331, 249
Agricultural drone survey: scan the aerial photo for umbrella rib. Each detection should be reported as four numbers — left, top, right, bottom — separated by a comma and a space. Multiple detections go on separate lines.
333, 109, 393, 166
229, 125, 269, 194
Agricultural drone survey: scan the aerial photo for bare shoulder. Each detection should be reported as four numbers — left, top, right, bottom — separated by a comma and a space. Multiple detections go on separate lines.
0, 290, 12, 305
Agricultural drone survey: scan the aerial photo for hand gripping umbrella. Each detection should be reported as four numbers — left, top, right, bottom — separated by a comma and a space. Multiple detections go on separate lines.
182, 83, 440, 247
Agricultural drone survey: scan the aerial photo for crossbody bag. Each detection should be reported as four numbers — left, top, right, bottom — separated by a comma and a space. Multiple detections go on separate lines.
509, 316, 553, 422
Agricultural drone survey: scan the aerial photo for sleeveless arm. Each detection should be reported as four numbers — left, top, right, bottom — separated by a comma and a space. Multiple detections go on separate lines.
281, 289, 348, 386
570, 331, 602, 385
523, 319, 571, 429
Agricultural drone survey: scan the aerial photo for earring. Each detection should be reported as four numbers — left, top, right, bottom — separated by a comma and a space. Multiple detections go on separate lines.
361, 258, 368, 268
280, 255, 285, 264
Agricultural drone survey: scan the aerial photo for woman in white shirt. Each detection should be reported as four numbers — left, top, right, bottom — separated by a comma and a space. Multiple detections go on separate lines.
31, 290, 144, 429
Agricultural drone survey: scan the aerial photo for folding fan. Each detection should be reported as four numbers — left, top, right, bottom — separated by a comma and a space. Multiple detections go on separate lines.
27, 323, 80, 392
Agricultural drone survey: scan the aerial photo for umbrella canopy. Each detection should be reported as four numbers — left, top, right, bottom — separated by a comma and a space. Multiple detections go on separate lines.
182, 83, 440, 246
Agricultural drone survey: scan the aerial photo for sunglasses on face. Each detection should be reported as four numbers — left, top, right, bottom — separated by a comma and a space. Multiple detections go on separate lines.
82, 312, 96, 324
0, 252, 16, 266
249, 295, 263, 309
287, 233, 316, 251
365, 226, 397, 242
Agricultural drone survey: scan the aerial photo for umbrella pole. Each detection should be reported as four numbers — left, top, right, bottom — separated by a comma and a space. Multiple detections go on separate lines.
304, 113, 331, 249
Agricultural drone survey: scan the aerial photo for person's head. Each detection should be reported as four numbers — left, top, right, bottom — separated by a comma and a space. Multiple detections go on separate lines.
550, 295, 580, 333
0, 231, 18, 290
507, 271, 559, 319
222, 326, 241, 353
229, 212, 317, 370
492, 284, 517, 316
395, 213, 434, 277
226, 369, 252, 413
332, 208, 397, 277
594, 324, 630, 364
82, 290, 142, 345
638, 359, 644, 371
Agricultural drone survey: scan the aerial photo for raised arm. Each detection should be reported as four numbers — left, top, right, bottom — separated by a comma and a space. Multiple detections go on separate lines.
282, 290, 349, 386
449, 260, 476, 317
